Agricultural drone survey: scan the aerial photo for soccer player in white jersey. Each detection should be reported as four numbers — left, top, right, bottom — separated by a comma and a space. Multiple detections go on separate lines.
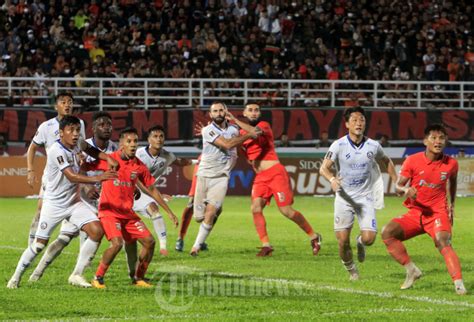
319, 107, 398, 280
7, 116, 117, 289
190, 102, 261, 256
130, 125, 191, 259
26, 93, 86, 245
28, 112, 117, 282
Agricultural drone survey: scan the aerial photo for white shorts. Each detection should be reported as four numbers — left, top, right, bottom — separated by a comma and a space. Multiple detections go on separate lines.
36, 200, 99, 239
373, 176, 385, 210
193, 175, 228, 221
334, 192, 377, 232
133, 188, 156, 217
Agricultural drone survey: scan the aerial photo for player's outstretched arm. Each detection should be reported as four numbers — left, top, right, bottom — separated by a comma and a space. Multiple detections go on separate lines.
214, 130, 261, 150
395, 176, 417, 199
380, 155, 398, 184
79, 139, 118, 170
138, 181, 179, 228
319, 158, 342, 192
225, 110, 256, 133
62, 167, 117, 184
26, 142, 40, 187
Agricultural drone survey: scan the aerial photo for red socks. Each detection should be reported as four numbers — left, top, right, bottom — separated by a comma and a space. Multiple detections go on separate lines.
179, 206, 194, 239
291, 211, 315, 237
383, 237, 410, 265
253, 212, 270, 245
440, 246, 463, 281
95, 261, 110, 278
135, 260, 150, 280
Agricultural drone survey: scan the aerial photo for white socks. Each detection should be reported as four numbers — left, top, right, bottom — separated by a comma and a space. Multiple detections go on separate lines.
151, 213, 167, 250
72, 239, 99, 275
193, 223, 212, 249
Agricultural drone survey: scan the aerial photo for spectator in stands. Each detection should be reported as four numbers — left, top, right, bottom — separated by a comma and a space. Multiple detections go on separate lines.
0, 135, 9, 156
316, 131, 331, 148
277, 132, 291, 147
379, 134, 391, 147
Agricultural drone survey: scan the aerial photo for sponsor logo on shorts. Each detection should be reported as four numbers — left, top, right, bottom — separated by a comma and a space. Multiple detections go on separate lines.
435, 218, 442, 227
115, 223, 121, 230
335, 216, 340, 224
40, 222, 47, 230
372, 219, 376, 228
277, 192, 285, 202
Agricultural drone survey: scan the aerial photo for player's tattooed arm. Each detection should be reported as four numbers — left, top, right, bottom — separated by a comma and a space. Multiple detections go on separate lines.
319, 157, 342, 192
395, 176, 417, 199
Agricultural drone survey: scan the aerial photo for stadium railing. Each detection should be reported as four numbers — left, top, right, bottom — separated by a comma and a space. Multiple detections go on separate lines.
0, 77, 473, 110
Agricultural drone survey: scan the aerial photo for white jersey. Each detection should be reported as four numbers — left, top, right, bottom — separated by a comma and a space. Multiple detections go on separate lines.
326, 135, 387, 199
136, 147, 176, 180
42, 140, 82, 206
197, 122, 239, 178
81, 138, 118, 209
32, 117, 86, 152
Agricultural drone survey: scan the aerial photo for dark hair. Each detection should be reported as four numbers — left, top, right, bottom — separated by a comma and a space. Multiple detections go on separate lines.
343, 106, 365, 122
119, 127, 138, 139
209, 101, 227, 111
244, 102, 260, 109
56, 92, 73, 101
59, 115, 80, 130
92, 111, 112, 123
424, 124, 447, 137
147, 125, 165, 138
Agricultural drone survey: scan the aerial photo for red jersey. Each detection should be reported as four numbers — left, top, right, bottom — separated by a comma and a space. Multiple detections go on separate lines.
89, 150, 155, 219
240, 121, 278, 161
400, 152, 458, 214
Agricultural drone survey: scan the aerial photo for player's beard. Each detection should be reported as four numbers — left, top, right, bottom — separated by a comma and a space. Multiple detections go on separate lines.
213, 116, 225, 125
247, 117, 260, 127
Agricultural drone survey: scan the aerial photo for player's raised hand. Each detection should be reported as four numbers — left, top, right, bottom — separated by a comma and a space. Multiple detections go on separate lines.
27, 170, 38, 188
106, 156, 119, 171
194, 121, 206, 136
404, 186, 417, 199
330, 176, 342, 192
248, 126, 262, 139
225, 110, 236, 122
98, 170, 117, 181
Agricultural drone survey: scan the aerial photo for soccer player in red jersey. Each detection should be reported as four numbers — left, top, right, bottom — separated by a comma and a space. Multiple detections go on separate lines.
382, 124, 466, 295
227, 103, 322, 257
89, 128, 178, 289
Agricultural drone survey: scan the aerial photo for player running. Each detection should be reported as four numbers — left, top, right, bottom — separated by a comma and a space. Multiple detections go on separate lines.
28, 112, 117, 282
7, 116, 117, 289
25, 93, 86, 245
382, 124, 467, 295
227, 103, 322, 257
90, 128, 178, 289
319, 107, 397, 280
189, 102, 260, 256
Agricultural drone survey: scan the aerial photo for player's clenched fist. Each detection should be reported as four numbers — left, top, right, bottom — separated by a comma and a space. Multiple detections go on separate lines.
330, 176, 342, 193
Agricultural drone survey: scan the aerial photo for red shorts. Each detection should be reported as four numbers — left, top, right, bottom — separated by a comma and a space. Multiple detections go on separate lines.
188, 164, 199, 197
100, 216, 151, 243
252, 163, 293, 207
392, 208, 452, 241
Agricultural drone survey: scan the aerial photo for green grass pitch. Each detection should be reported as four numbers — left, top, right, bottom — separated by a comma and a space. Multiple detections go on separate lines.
1, 197, 473, 320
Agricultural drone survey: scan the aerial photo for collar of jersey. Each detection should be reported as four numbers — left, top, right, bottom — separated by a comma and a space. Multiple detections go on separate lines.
145, 146, 161, 159
423, 151, 444, 165
56, 139, 73, 152
211, 121, 228, 132
346, 134, 366, 150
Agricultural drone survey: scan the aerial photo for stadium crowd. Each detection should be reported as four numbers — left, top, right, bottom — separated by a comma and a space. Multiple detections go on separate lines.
0, 0, 473, 109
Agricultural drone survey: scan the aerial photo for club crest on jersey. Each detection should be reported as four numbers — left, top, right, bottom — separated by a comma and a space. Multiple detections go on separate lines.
440, 172, 447, 181
130, 171, 137, 180
367, 151, 374, 159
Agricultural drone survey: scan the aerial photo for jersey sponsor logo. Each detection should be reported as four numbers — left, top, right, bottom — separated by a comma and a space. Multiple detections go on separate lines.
418, 179, 441, 189
113, 179, 133, 187
40, 221, 48, 230
345, 153, 351, 159
440, 172, 447, 181
57, 156, 65, 164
